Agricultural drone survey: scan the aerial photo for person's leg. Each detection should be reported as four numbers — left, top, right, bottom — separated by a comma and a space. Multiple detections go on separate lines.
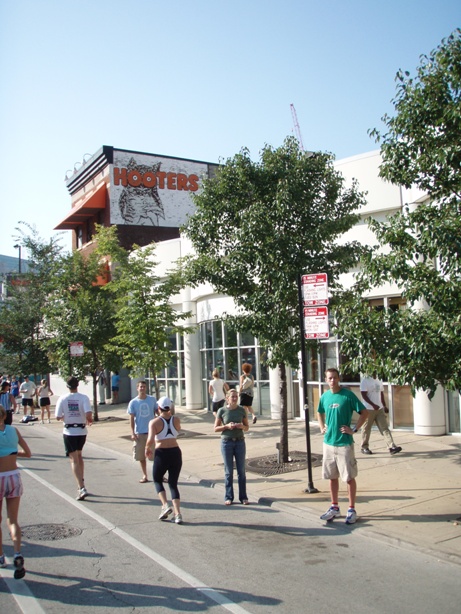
347, 478, 357, 509
22, 400, 28, 416
375, 409, 396, 448
139, 459, 148, 481
234, 439, 248, 502
68, 450, 85, 489
5, 497, 21, 553
40, 404, 45, 422
30, 400, 35, 417
330, 478, 339, 505
167, 448, 182, 516
220, 439, 234, 502
0, 497, 4, 561
361, 411, 377, 450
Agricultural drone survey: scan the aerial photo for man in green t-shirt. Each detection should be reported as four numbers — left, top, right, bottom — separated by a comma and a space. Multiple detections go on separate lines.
317, 368, 368, 525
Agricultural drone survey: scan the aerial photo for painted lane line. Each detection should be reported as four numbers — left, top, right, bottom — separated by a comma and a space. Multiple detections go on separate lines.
20, 465, 252, 614
0, 565, 47, 614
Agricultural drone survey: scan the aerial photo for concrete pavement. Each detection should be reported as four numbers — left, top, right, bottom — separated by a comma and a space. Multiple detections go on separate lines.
20, 403, 461, 566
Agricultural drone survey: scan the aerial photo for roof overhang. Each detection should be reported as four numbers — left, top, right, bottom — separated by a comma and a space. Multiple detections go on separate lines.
55, 182, 107, 230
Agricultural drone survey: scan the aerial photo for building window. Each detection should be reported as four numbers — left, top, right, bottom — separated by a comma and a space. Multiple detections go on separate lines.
199, 321, 270, 415
146, 331, 185, 407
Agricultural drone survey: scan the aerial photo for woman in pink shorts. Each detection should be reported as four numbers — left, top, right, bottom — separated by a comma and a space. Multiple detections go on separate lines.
0, 404, 32, 579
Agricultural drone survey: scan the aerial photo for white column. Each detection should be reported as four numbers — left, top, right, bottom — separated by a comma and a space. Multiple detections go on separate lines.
413, 387, 446, 435
182, 289, 203, 410
269, 366, 281, 420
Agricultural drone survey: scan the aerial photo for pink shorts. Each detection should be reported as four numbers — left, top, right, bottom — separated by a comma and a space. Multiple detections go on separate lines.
0, 470, 23, 499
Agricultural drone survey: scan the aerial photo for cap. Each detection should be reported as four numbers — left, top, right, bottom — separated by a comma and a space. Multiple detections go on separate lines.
67, 376, 79, 389
158, 396, 173, 410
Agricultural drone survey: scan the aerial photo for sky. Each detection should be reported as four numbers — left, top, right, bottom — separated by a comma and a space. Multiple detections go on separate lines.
0, 0, 460, 258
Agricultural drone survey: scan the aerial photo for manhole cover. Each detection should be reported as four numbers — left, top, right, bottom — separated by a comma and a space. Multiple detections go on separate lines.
22, 524, 82, 541
246, 450, 322, 476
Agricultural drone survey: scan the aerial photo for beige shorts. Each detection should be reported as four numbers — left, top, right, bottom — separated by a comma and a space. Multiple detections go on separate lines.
132, 433, 148, 461
322, 443, 358, 482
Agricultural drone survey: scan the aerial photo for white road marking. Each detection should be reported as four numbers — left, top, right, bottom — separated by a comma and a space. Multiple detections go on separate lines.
15, 465, 252, 614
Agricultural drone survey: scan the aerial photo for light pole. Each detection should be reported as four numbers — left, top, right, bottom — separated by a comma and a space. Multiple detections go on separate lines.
13, 244, 22, 274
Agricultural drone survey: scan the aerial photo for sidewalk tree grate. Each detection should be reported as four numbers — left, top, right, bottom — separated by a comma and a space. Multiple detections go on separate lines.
21, 524, 82, 541
246, 451, 322, 476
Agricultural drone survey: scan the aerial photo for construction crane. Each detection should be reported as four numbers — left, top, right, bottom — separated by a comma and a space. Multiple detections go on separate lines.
290, 103, 304, 151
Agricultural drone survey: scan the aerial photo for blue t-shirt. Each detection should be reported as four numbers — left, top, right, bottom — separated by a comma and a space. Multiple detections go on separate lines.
127, 395, 158, 434
317, 388, 365, 447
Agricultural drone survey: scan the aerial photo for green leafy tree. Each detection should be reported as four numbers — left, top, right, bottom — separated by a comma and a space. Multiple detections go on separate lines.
95, 226, 194, 396
0, 224, 63, 380
183, 137, 366, 461
44, 244, 119, 420
336, 30, 461, 396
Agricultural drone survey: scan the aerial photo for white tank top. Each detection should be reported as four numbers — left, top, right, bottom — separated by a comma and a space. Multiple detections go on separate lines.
155, 416, 179, 441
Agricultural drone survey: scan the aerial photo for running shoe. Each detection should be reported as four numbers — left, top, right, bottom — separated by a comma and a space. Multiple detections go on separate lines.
389, 446, 402, 455
174, 513, 183, 524
13, 555, 25, 579
0, 554, 6, 568
345, 508, 357, 524
158, 504, 173, 520
76, 487, 88, 501
320, 505, 340, 521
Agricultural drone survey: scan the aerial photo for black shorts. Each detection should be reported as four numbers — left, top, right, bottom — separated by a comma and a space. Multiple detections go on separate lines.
239, 393, 253, 407
63, 434, 87, 456
40, 398, 51, 407
212, 399, 225, 413
22, 398, 34, 407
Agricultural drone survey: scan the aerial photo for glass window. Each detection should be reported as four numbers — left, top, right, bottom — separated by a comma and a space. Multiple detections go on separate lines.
240, 347, 256, 371
392, 386, 414, 428
225, 325, 237, 347
240, 331, 255, 346
225, 349, 239, 382
258, 348, 270, 380
213, 320, 223, 348
447, 391, 460, 433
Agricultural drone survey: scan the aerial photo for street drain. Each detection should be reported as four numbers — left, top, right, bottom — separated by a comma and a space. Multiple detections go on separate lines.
246, 451, 322, 476
22, 524, 82, 541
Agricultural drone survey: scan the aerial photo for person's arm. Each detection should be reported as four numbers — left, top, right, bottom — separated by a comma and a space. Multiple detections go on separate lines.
223, 382, 229, 393
55, 399, 63, 421
16, 429, 32, 458
241, 414, 249, 432
350, 409, 368, 434
361, 390, 379, 410
214, 413, 232, 433
380, 391, 389, 412
130, 414, 137, 439
86, 411, 93, 426
145, 418, 159, 459
318, 411, 327, 434
173, 415, 181, 431
208, 383, 214, 395
49, 388, 54, 397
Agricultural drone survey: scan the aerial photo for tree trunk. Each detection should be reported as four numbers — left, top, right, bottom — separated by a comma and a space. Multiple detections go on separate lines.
278, 362, 289, 463
92, 372, 99, 422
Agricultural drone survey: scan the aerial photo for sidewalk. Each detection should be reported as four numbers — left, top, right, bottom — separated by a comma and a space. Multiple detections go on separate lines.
37, 403, 461, 565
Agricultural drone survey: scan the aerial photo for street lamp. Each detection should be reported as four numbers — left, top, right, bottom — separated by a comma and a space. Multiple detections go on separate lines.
13, 244, 22, 274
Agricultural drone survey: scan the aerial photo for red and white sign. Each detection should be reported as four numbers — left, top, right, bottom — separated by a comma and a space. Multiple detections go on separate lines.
301, 273, 329, 306
304, 307, 329, 339
69, 342, 84, 357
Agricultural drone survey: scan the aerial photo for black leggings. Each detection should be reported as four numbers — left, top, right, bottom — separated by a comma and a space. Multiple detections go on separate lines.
153, 446, 182, 500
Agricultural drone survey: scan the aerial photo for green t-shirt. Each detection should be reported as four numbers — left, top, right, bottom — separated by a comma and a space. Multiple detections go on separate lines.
217, 405, 247, 440
317, 388, 365, 447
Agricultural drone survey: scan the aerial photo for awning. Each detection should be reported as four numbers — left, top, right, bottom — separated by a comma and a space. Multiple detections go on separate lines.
54, 182, 107, 230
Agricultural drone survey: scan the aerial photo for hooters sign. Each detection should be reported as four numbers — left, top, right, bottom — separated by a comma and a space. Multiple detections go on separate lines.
110, 150, 212, 228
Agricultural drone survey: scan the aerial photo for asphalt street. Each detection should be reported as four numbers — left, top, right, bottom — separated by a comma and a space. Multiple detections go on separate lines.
0, 422, 460, 613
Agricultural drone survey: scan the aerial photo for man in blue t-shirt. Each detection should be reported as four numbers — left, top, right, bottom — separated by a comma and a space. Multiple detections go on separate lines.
317, 367, 368, 525
127, 381, 158, 483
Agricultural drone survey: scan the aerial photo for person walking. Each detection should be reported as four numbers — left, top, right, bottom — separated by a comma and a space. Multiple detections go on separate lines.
145, 396, 183, 524
37, 379, 54, 424
317, 367, 368, 525
19, 376, 36, 417
55, 376, 93, 501
209, 368, 229, 417
214, 389, 250, 505
111, 371, 120, 404
97, 368, 106, 405
239, 363, 257, 424
0, 381, 17, 425
0, 404, 32, 579
359, 374, 402, 455
127, 381, 158, 483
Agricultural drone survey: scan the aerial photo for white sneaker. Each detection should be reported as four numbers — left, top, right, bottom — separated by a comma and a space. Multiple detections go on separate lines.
76, 487, 88, 501
345, 508, 357, 524
158, 504, 173, 520
320, 505, 341, 521
174, 513, 183, 524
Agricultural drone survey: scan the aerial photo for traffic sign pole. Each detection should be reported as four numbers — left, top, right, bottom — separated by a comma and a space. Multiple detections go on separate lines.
297, 274, 319, 494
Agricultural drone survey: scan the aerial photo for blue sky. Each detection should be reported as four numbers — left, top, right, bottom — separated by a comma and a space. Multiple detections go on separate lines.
1, 0, 460, 257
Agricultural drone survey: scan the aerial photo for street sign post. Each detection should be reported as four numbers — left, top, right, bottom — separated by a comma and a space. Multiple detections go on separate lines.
69, 342, 84, 357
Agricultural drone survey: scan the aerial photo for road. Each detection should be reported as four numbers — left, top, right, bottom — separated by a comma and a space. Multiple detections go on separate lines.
0, 424, 459, 613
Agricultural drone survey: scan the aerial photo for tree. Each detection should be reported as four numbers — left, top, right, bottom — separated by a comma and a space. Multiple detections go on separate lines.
0, 224, 63, 380
336, 30, 461, 396
44, 241, 119, 420
95, 226, 194, 396
183, 137, 366, 461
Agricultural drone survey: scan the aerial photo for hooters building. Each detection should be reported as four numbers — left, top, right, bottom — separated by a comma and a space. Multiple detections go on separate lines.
54, 147, 461, 435
55, 146, 217, 253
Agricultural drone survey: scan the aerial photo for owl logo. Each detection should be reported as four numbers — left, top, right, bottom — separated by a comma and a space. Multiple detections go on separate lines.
118, 158, 165, 226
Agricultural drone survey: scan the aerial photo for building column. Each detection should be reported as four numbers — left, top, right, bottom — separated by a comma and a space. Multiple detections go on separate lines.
269, 364, 294, 420
182, 289, 202, 410
413, 387, 446, 435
